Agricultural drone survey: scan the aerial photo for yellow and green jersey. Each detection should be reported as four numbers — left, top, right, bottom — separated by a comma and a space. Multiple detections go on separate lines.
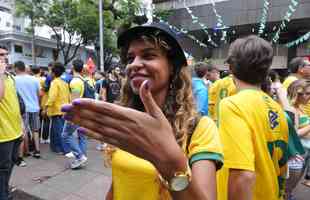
111, 117, 223, 200
0, 75, 22, 142
208, 76, 236, 122
70, 76, 84, 98
217, 89, 289, 200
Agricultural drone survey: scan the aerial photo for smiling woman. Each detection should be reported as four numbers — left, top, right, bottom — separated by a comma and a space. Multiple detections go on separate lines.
61, 22, 223, 200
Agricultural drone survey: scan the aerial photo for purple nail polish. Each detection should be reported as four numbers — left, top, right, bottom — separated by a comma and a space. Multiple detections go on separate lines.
77, 127, 86, 134
63, 114, 73, 121
145, 80, 149, 90
61, 105, 73, 112
72, 99, 81, 106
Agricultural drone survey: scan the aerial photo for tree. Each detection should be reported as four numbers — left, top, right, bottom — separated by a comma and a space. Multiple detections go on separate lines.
44, 0, 99, 65
15, 0, 49, 67
96, 0, 143, 71
16, 0, 143, 69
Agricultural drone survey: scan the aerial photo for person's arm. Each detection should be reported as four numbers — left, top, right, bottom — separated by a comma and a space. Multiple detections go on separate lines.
36, 80, 41, 106
0, 73, 5, 100
194, 83, 208, 116
298, 125, 310, 137
208, 84, 216, 120
100, 87, 107, 101
169, 159, 217, 200
105, 182, 113, 200
0, 60, 6, 100
45, 80, 58, 111
273, 82, 292, 111
99, 80, 107, 101
228, 169, 256, 200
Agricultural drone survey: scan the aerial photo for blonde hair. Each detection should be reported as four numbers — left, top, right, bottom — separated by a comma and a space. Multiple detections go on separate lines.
287, 79, 310, 107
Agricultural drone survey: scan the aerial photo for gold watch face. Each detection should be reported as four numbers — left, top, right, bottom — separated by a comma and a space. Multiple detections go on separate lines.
170, 175, 190, 192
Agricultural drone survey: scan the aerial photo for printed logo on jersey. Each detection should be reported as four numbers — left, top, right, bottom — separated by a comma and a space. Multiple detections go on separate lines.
269, 110, 279, 129
219, 88, 228, 99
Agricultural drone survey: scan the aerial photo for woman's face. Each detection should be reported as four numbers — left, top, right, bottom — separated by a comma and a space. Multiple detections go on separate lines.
126, 39, 171, 95
298, 86, 310, 105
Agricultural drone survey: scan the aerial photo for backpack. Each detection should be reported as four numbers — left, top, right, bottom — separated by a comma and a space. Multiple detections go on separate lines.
75, 77, 96, 99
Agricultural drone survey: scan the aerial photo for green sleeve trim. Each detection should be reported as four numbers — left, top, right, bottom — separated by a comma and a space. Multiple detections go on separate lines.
189, 151, 223, 170
285, 112, 305, 157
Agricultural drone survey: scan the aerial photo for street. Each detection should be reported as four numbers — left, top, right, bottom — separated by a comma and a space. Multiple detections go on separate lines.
11, 140, 111, 200
10, 140, 310, 200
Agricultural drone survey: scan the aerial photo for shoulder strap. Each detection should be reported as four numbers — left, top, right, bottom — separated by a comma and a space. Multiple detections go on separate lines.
73, 76, 85, 83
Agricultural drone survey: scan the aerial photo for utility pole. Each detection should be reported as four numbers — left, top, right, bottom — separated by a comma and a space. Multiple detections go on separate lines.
99, 0, 104, 72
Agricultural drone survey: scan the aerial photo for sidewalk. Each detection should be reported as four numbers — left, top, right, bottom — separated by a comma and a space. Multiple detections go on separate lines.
11, 140, 112, 200
10, 140, 310, 200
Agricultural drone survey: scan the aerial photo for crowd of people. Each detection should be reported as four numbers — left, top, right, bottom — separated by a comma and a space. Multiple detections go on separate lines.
0, 45, 123, 199
1, 21, 310, 200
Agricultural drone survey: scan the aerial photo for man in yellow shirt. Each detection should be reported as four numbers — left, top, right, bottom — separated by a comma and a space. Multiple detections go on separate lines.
208, 75, 236, 122
44, 62, 70, 153
217, 36, 289, 200
283, 57, 310, 89
0, 45, 22, 199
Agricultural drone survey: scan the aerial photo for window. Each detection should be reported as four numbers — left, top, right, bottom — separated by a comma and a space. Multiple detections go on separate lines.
13, 25, 21, 32
14, 45, 23, 53
6, 22, 10, 27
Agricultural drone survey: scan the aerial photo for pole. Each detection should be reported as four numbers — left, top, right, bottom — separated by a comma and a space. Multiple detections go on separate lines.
99, 0, 104, 72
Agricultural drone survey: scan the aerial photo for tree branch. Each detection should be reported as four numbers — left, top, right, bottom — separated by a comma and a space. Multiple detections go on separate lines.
66, 38, 83, 65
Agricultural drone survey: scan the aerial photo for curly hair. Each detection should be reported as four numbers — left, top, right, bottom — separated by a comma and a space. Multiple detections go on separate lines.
104, 35, 199, 168
287, 79, 310, 107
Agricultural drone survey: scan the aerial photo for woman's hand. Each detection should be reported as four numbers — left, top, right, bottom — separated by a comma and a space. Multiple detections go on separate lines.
62, 80, 184, 173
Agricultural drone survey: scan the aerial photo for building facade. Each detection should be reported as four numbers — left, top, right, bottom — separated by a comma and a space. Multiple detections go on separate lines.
0, 0, 93, 67
154, 0, 310, 70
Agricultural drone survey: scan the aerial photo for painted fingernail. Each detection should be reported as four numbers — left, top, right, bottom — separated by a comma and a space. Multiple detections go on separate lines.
72, 99, 82, 106
61, 105, 73, 112
63, 114, 73, 121
144, 80, 149, 90
77, 127, 87, 135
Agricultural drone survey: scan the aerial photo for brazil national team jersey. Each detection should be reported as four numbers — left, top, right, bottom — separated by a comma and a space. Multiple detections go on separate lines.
217, 89, 289, 200
208, 76, 236, 122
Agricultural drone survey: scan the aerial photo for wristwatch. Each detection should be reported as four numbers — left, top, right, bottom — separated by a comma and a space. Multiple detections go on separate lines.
158, 162, 192, 192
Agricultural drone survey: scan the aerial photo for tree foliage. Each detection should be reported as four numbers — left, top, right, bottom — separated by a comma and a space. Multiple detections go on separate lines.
15, 0, 143, 69
15, 0, 48, 33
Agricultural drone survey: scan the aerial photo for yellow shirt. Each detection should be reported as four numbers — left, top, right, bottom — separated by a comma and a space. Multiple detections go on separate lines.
0, 75, 22, 142
217, 89, 289, 200
46, 77, 71, 116
111, 117, 223, 200
208, 76, 236, 122
282, 75, 298, 89
70, 76, 84, 98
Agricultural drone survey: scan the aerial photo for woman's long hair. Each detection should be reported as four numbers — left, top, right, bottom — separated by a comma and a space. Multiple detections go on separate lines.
104, 35, 199, 166
287, 79, 310, 107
